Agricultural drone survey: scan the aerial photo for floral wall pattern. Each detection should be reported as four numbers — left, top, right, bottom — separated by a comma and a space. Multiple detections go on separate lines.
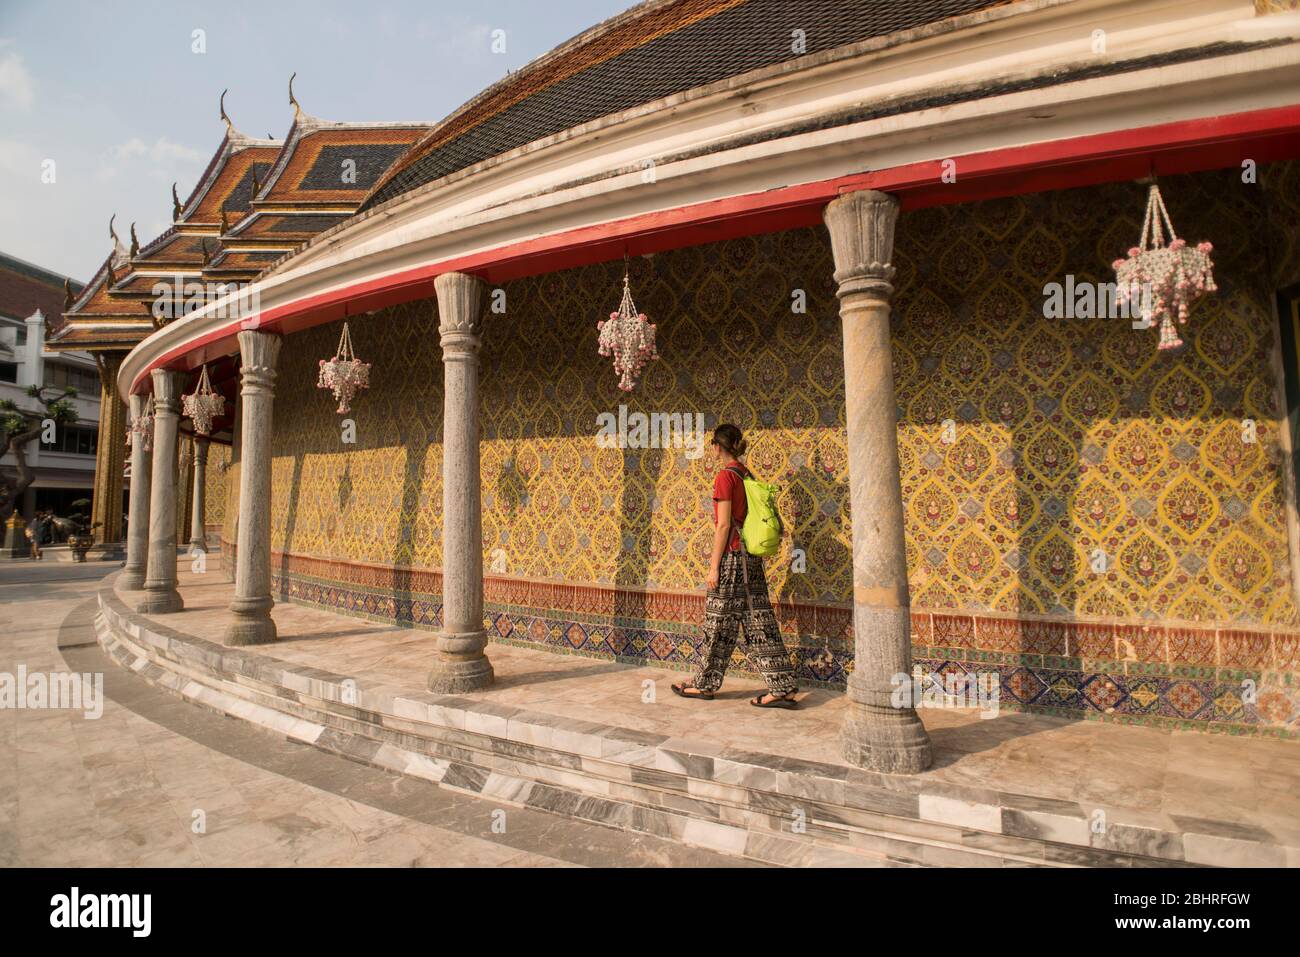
223, 162, 1300, 733
892, 170, 1295, 629
204, 440, 229, 529
261, 164, 1297, 631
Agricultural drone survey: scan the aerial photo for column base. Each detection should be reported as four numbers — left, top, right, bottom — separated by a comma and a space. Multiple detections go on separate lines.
224, 617, 278, 646
840, 701, 933, 774
224, 595, 277, 645
427, 630, 494, 692
136, 586, 184, 615
119, 567, 147, 590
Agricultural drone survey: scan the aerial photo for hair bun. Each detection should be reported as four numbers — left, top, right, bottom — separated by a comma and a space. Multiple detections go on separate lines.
712, 423, 745, 457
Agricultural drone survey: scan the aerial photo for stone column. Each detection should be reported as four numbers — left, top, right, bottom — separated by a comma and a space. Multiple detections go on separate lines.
190, 436, 210, 551
223, 393, 241, 582
137, 370, 184, 614
824, 190, 932, 774
224, 330, 281, 646
428, 272, 493, 692
90, 352, 127, 551
120, 393, 153, 590
176, 439, 193, 546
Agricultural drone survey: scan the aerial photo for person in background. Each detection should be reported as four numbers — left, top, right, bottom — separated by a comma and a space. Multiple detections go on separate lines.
28, 511, 47, 560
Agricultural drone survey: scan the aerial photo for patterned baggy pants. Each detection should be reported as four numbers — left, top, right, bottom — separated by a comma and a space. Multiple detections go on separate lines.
693, 548, 798, 695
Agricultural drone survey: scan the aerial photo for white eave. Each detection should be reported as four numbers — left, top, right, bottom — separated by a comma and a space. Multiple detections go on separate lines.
119, 0, 1300, 398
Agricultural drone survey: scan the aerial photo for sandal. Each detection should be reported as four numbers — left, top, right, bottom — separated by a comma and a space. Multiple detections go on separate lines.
751, 691, 798, 709
672, 682, 714, 701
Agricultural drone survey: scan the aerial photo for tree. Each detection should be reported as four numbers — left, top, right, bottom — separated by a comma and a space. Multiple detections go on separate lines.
0, 385, 80, 523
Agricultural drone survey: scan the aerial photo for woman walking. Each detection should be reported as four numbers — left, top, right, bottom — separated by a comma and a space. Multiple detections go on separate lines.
672, 424, 798, 708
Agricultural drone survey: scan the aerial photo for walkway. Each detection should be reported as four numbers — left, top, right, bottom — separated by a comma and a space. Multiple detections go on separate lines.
0, 560, 749, 866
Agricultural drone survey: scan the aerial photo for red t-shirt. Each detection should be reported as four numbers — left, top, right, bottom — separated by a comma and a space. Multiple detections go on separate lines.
712, 464, 749, 552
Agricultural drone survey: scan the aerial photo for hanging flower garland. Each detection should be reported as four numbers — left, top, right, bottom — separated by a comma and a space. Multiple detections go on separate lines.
317, 321, 370, 414
127, 408, 154, 452
1112, 182, 1216, 351
181, 364, 225, 436
597, 263, 658, 391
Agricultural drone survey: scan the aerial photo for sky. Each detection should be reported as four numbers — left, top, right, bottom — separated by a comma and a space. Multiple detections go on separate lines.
0, 0, 637, 282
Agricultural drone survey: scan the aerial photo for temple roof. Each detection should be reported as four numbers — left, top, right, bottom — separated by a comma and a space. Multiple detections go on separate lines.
50, 88, 429, 353
50, 0, 1016, 356
360, 0, 1013, 211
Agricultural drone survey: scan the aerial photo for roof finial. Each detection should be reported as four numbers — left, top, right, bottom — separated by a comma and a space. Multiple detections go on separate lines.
108, 214, 121, 249
289, 72, 302, 120
220, 207, 229, 234
172, 182, 183, 220
63, 278, 74, 310
220, 88, 234, 134
201, 240, 211, 267
250, 166, 261, 199
129, 222, 140, 258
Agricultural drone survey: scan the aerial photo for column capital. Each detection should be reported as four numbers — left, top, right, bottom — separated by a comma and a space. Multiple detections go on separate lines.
237, 330, 283, 395
435, 271, 486, 351
823, 189, 900, 300
150, 369, 182, 415
128, 392, 150, 421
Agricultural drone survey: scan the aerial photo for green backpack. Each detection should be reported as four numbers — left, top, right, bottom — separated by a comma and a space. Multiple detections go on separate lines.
726, 465, 783, 557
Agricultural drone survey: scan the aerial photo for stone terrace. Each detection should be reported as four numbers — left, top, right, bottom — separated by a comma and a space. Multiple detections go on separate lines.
95, 559, 1300, 868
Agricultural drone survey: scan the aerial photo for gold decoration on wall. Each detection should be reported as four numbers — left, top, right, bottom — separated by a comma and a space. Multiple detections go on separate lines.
254, 167, 1299, 630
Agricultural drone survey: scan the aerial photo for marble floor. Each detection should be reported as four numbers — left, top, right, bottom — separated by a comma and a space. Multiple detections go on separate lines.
0, 560, 751, 867
124, 560, 1300, 846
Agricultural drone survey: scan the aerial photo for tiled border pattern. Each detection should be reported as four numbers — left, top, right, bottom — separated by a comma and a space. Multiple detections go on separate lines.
263, 547, 1300, 738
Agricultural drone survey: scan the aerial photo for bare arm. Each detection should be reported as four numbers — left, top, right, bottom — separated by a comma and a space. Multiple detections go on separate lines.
708, 498, 732, 589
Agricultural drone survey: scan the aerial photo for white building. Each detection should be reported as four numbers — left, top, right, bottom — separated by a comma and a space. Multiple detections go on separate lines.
0, 252, 102, 524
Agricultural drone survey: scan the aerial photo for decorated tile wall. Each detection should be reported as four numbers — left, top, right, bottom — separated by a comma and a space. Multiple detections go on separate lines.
204, 440, 229, 529
235, 163, 1300, 733
891, 169, 1294, 629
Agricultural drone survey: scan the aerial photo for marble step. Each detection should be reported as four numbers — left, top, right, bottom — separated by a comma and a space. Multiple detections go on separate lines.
95, 615, 908, 867
96, 582, 1268, 868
